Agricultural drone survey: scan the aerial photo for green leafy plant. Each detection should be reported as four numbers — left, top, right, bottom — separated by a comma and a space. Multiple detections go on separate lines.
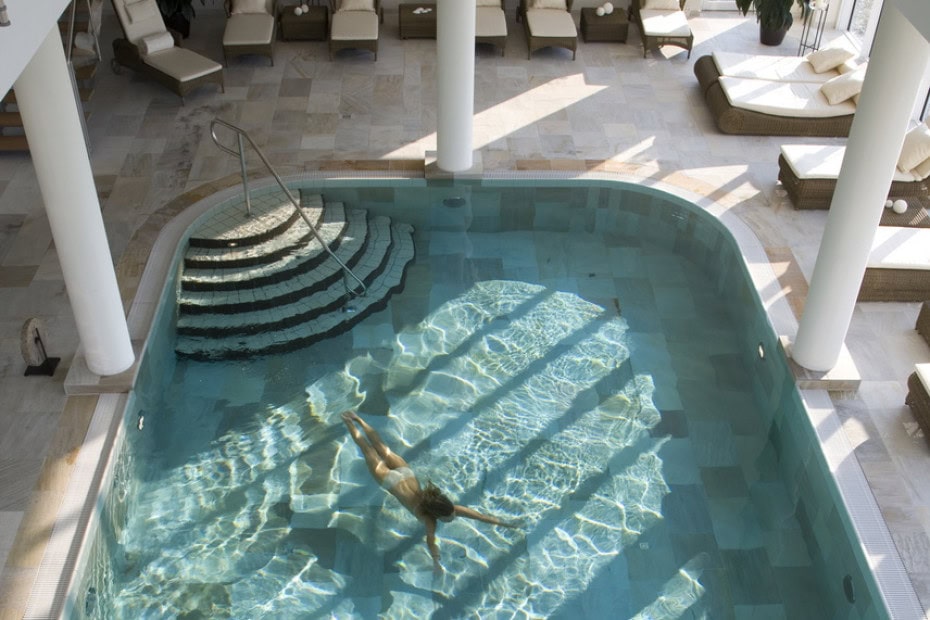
735, 0, 805, 32
156, 0, 206, 20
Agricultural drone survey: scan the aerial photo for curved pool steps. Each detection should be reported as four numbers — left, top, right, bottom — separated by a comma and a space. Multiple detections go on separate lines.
174, 193, 415, 360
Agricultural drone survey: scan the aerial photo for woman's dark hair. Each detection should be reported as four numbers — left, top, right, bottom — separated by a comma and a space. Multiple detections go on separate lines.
418, 481, 454, 519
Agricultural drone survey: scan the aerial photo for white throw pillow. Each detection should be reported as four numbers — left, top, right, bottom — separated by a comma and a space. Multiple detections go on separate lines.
531, 0, 567, 9
477, 0, 500, 5
231, 0, 268, 14
125, 0, 160, 23
139, 31, 175, 55
339, 0, 374, 10
643, 0, 681, 8
912, 156, 930, 181
820, 66, 865, 105
806, 47, 854, 73
897, 124, 930, 172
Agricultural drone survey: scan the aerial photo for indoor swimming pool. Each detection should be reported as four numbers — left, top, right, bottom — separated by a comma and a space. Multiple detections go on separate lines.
70, 179, 887, 619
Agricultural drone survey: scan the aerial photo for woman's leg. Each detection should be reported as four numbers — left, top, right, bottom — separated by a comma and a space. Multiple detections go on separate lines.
343, 413, 388, 482
344, 411, 409, 470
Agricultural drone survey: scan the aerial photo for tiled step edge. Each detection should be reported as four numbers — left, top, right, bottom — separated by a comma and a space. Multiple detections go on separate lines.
175, 223, 415, 360
187, 190, 321, 249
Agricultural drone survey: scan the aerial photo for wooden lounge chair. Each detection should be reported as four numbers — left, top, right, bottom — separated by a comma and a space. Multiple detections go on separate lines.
109, 0, 224, 102
517, 0, 577, 60
477, 0, 508, 56
329, 0, 383, 60
778, 145, 930, 210
629, 0, 693, 59
223, 0, 277, 66
905, 364, 930, 446
858, 227, 930, 302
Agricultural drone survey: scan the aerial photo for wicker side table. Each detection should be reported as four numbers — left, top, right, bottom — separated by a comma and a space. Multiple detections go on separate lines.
399, 3, 437, 39
280, 5, 328, 41
580, 7, 628, 43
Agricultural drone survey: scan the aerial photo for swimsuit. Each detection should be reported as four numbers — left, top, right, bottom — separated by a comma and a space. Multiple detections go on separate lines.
381, 466, 416, 491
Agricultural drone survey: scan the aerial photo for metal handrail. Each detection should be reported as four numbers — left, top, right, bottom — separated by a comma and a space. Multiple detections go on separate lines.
209, 118, 367, 298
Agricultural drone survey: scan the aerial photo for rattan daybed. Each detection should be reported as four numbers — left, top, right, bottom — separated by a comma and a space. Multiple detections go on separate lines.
329, 0, 383, 60
905, 364, 930, 445
918, 301, 930, 346
693, 53, 856, 137
629, 0, 693, 58
858, 227, 930, 302
222, 0, 277, 66
517, 0, 577, 60
778, 145, 930, 210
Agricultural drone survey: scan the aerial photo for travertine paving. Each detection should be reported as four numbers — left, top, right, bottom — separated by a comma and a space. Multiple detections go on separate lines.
1, 3, 929, 618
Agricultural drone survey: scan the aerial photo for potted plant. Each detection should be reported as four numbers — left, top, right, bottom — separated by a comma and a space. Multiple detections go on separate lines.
735, 0, 806, 46
156, 0, 206, 38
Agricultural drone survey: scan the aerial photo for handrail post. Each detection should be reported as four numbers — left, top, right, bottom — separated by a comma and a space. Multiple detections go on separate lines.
237, 134, 252, 217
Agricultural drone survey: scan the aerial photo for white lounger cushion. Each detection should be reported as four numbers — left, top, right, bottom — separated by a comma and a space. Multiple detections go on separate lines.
525, 9, 577, 38
719, 76, 856, 118
477, 6, 507, 37
869, 227, 930, 270
116, 0, 165, 44
223, 13, 275, 46
331, 9, 378, 40
640, 10, 691, 37
145, 47, 224, 82
781, 145, 917, 182
712, 52, 835, 83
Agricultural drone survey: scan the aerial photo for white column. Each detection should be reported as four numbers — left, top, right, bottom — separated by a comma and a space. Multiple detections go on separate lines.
792, 7, 930, 371
436, 0, 475, 172
14, 27, 135, 376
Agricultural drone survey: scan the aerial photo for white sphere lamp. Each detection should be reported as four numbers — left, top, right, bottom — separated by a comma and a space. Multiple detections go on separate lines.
603, 2, 614, 13
596, 6, 605, 16
892, 199, 908, 214
293, 5, 302, 15
883, 200, 893, 209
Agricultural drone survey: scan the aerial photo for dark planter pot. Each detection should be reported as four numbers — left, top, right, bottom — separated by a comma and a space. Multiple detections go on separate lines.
163, 11, 191, 38
760, 23, 789, 46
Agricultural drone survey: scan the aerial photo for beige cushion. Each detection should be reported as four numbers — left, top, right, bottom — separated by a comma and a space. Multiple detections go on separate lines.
525, 8, 577, 37
868, 227, 930, 271
781, 144, 916, 182
125, 0, 159, 23
140, 31, 175, 55
898, 124, 930, 172
144, 47, 222, 82
224, 13, 275, 45
331, 9, 378, 39
339, 0, 375, 10
917, 364, 930, 392
643, 0, 680, 8
712, 52, 833, 83
807, 46, 855, 73
477, 0, 500, 5
719, 76, 856, 118
912, 156, 930, 181
531, 0, 567, 8
640, 9, 691, 37
476, 6, 507, 36
116, 0, 165, 44
819, 66, 866, 105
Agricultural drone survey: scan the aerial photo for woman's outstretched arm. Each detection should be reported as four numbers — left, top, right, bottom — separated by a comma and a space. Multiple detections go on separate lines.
453, 505, 518, 528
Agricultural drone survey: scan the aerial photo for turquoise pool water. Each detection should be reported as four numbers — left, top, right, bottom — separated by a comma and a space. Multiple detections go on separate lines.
74, 179, 887, 619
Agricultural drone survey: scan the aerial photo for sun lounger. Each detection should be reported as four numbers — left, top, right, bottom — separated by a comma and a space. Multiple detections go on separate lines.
517, 0, 577, 60
223, 0, 277, 66
330, 0, 383, 60
858, 227, 930, 302
693, 49, 863, 136
905, 364, 930, 446
629, 0, 693, 59
477, 0, 508, 56
110, 0, 224, 102
778, 145, 930, 210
